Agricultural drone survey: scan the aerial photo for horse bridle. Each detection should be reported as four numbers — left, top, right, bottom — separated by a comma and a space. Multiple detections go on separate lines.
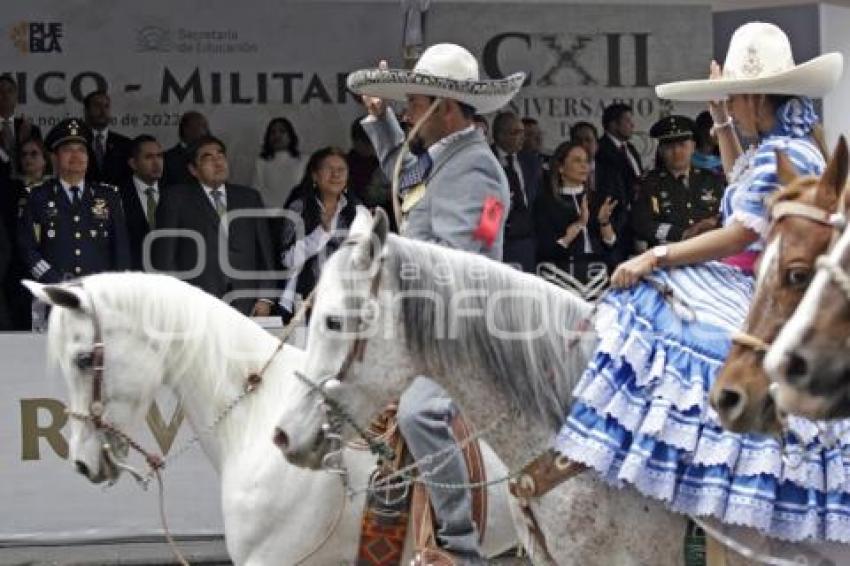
731, 201, 839, 353
292, 239, 397, 467
65, 283, 272, 478
814, 212, 850, 303
64, 284, 168, 474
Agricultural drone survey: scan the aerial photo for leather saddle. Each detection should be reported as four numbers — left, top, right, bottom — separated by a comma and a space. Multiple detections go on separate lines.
355, 404, 487, 566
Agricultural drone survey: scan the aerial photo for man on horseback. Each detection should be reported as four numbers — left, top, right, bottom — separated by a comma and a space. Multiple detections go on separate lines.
347, 44, 524, 564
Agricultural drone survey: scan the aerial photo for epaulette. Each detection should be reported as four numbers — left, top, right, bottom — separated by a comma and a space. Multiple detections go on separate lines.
26, 179, 52, 195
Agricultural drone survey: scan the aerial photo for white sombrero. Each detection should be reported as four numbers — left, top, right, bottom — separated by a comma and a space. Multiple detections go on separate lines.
656, 22, 843, 102
347, 43, 526, 114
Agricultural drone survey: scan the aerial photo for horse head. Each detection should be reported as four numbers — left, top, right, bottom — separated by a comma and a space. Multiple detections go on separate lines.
24, 275, 183, 484
710, 137, 848, 434
765, 136, 850, 420
274, 206, 402, 469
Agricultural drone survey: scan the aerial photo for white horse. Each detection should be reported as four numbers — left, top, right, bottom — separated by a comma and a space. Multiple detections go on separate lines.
24, 272, 518, 566
273, 209, 813, 565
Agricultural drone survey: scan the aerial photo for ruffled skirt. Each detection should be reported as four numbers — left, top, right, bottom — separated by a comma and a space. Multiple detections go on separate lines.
554, 262, 850, 543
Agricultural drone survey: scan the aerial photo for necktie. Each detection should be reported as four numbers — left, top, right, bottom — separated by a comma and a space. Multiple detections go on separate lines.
398, 152, 433, 193
505, 154, 526, 208
0, 119, 12, 152
70, 186, 81, 207
212, 188, 226, 217
145, 187, 157, 228
94, 133, 105, 167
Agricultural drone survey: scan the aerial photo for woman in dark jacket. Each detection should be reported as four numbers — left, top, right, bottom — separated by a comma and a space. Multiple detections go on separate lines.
278, 146, 360, 322
534, 140, 618, 286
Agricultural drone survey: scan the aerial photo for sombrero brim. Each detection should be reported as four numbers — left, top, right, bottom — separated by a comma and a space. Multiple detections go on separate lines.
347, 68, 526, 114
656, 52, 843, 101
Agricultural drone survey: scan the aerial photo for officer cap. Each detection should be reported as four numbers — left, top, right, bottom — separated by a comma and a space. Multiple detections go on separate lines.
45, 118, 92, 151
649, 115, 695, 144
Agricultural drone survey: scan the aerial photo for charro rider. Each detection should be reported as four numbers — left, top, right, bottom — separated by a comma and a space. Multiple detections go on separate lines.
347, 43, 524, 564
554, 22, 850, 548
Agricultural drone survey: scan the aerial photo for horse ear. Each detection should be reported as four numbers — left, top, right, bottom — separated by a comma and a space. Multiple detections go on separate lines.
349, 206, 374, 239
350, 207, 389, 271
372, 207, 389, 250
822, 136, 849, 209
775, 150, 799, 188
22, 280, 84, 310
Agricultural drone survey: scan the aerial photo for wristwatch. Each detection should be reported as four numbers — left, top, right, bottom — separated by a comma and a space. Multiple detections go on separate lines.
651, 245, 669, 268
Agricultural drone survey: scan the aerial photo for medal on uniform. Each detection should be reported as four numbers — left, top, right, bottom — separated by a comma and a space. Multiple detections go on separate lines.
47, 229, 55, 239
651, 196, 660, 214
47, 201, 55, 208
90, 229, 97, 238
92, 198, 109, 220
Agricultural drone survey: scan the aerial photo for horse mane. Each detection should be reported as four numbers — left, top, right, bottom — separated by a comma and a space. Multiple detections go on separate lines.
46, 272, 287, 452
347, 235, 596, 429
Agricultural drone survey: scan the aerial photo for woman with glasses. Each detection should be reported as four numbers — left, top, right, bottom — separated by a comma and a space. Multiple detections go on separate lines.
278, 147, 360, 323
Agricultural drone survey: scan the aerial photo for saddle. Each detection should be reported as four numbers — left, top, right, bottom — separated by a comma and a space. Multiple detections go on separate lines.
355, 404, 487, 566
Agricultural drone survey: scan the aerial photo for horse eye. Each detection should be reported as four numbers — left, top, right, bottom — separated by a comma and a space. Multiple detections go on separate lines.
786, 268, 812, 288
74, 352, 94, 370
325, 316, 343, 332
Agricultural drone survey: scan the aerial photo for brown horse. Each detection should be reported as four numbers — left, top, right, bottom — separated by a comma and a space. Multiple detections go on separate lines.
709, 137, 848, 435
765, 139, 850, 420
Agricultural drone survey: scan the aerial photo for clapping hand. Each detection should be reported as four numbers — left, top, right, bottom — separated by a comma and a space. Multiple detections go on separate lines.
597, 196, 618, 225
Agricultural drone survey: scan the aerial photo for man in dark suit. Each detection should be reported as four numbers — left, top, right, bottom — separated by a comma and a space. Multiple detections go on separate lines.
151, 135, 277, 316
596, 103, 643, 263
161, 111, 209, 188
521, 116, 551, 172
83, 90, 132, 186
121, 135, 164, 270
492, 111, 541, 272
0, 75, 42, 181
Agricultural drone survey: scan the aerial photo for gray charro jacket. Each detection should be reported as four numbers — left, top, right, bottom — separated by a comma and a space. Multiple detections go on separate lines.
362, 111, 510, 260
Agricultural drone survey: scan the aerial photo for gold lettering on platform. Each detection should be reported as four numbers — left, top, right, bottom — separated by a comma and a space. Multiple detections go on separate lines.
145, 403, 185, 454
21, 398, 69, 460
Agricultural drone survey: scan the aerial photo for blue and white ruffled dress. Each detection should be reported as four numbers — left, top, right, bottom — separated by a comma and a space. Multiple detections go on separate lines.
555, 98, 850, 543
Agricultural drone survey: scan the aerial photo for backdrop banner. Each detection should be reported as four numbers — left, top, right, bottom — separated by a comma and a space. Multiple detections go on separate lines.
0, 1, 710, 185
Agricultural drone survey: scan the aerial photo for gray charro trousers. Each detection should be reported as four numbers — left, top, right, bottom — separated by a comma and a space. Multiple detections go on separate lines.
397, 376, 482, 560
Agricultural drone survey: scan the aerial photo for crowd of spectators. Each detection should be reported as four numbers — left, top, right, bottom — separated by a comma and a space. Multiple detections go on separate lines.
0, 74, 727, 330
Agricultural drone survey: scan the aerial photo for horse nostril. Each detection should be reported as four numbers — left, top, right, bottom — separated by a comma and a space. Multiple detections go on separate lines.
75, 460, 89, 477
786, 352, 809, 382
272, 427, 289, 450
716, 387, 747, 419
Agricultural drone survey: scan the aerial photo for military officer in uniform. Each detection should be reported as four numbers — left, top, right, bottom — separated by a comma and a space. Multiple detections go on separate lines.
631, 115, 725, 251
18, 118, 130, 284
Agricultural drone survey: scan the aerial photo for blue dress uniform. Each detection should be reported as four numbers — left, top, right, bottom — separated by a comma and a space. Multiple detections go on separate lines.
18, 179, 130, 282
17, 117, 130, 283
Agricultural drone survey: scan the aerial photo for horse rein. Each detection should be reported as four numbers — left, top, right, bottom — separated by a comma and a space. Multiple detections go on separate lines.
732, 201, 836, 354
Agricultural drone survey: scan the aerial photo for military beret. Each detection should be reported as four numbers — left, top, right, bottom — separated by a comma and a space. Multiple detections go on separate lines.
45, 118, 92, 151
650, 115, 695, 143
